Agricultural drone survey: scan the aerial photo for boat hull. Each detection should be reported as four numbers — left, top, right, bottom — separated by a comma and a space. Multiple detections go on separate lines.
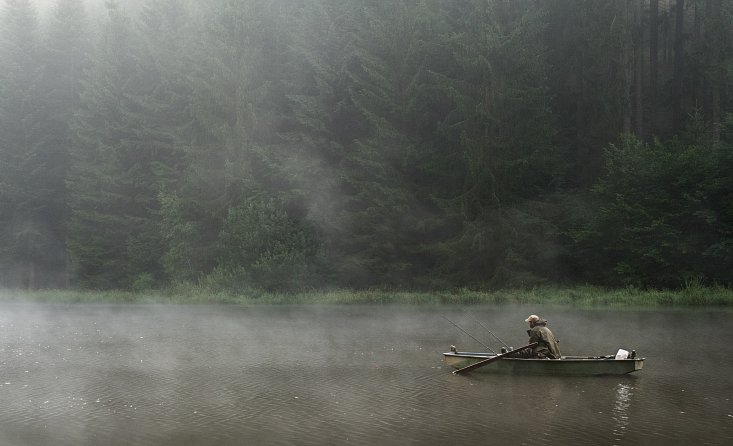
444, 352, 644, 376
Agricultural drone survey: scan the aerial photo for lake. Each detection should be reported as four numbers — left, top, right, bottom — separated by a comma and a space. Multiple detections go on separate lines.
0, 302, 731, 445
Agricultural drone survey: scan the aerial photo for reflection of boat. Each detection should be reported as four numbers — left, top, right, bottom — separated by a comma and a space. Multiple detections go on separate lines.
443, 349, 644, 376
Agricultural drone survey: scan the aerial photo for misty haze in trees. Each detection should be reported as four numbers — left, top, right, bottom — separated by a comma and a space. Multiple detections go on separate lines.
0, 0, 731, 292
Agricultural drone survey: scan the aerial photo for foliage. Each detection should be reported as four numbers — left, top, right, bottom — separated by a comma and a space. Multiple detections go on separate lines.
574, 131, 733, 287
0, 0, 42, 287
214, 196, 321, 291
0, 0, 731, 292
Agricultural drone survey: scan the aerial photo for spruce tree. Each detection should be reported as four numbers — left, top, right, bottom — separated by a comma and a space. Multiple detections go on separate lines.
32, 0, 90, 287
0, 0, 43, 288
176, 0, 322, 289
68, 1, 182, 288
424, 0, 561, 287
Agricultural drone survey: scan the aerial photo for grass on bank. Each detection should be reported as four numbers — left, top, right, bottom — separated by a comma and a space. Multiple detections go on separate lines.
1, 284, 732, 306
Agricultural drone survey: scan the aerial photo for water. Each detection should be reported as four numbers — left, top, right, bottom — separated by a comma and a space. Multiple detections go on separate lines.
0, 303, 731, 445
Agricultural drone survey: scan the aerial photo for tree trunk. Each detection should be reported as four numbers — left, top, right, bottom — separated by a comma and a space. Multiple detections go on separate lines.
672, 0, 685, 130
623, 0, 634, 136
634, 0, 644, 138
708, 0, 722, 146
649, 0, 658, 140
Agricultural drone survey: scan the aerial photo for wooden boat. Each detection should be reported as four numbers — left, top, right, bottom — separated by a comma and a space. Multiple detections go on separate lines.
443, 349, 644, 376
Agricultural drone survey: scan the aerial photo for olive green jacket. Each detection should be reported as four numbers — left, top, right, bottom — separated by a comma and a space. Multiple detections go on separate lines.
527, 319, 561, 359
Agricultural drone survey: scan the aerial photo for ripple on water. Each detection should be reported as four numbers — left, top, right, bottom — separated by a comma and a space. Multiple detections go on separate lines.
1, 304, 733, 445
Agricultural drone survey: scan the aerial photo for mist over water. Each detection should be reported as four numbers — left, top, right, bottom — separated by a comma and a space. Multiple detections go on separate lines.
0, 303, 731, 445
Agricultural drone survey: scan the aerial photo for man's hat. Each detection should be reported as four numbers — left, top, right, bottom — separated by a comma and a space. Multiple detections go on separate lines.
524, 314, 540, 323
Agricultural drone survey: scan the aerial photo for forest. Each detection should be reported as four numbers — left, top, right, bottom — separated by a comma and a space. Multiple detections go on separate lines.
0, 0, 731, 293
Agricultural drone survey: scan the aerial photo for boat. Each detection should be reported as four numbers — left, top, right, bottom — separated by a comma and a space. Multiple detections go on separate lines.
443, 348, 645, 376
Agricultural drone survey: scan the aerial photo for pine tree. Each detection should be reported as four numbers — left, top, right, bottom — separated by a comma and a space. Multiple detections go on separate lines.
133, 0, 195, 286
545, 0, 633, 185
30, 0, 90, 287
68, 1, 184, 288
0, 0, 43, 288
286, 0, 445, 287
174, 0, 323, 289
423, 0, 562, 286
336, 0, 440, 286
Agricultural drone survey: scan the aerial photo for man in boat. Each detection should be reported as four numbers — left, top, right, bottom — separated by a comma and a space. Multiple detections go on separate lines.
515, 314, 562, 359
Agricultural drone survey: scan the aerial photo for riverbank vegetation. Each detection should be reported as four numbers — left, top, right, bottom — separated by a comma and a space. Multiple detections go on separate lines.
1, 1, 732, 293
2, 285, 731, 307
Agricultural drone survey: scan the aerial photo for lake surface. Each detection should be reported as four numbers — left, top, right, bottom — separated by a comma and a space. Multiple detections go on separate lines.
0, 302, 731, 445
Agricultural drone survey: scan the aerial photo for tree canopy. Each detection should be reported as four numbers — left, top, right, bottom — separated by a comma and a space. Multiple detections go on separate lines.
1, 0, 731, 291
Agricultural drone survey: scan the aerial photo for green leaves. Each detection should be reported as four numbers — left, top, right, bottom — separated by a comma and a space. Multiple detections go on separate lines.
576, 135, 733, 286
215, 197, 317, 290
67, 1, 188, 288
1, 0, 732, 291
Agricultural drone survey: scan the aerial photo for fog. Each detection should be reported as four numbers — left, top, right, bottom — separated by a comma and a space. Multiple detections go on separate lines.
32, 0, 142, 17
2, 302, 732, 444
2, 0, 732, 443
2, 0, 730, 290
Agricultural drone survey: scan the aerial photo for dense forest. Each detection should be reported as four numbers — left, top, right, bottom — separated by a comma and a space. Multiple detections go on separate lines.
0, 0, 731, 292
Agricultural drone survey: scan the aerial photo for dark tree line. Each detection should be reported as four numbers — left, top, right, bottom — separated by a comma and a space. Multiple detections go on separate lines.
1, 0, 731, 291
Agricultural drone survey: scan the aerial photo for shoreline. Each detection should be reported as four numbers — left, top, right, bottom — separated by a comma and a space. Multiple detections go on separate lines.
1, 285, 731, 307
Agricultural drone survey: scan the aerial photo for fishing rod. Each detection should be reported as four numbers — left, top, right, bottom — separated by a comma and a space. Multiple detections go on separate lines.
474, 319, 512, 350
441, 316, 497, 354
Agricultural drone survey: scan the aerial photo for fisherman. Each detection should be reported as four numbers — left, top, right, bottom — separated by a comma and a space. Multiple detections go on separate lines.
519, 314, 561, 359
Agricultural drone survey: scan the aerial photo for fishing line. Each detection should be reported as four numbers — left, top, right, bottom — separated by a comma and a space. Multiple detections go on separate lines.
441, 316, 496, 354
474, 319, 511, 350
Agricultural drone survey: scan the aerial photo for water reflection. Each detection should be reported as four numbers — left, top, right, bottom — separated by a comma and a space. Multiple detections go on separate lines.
611, 383, 633, 443
0, 304, 731, 445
